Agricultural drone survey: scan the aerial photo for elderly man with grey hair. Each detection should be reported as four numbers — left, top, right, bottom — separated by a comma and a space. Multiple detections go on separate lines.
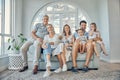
19, 15, 49, 74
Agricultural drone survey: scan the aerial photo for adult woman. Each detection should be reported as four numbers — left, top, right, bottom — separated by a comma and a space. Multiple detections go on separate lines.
42, 24, 63, 77
62, 24, 74, 61
53, 24, 74, 73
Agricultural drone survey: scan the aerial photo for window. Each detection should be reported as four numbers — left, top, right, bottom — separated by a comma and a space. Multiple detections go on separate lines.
0, 0, 12, 56
32, 2, 91, 34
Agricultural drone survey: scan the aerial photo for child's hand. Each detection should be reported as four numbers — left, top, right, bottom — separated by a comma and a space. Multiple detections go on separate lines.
49, 42, 54, 45
59, 35, 63, 40
89, 31, 94, 36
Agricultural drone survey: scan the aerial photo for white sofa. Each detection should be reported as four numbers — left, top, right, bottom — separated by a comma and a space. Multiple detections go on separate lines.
28, 43, 101, 70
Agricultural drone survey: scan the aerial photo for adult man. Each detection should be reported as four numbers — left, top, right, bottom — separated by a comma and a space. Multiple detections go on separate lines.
71, 20, 94, 73
19, 15, 49, 74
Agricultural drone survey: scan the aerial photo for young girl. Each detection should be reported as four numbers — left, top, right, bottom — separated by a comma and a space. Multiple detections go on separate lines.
76, 29, 87, 54
88, 23, 108, 57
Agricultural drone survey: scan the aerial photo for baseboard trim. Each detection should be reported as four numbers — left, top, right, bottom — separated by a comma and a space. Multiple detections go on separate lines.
100, 57, 110, 63
0, 65, 8, 72
38, 68, 98, 71
100, 57, 120, 63
109, 60, 120, 63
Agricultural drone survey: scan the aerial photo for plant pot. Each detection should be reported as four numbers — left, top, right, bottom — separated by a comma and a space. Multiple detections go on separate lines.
8, 53, 23, 70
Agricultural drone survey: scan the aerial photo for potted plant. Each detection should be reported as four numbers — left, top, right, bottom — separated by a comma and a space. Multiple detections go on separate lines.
7, 33, 27, 70
8, 33, 27, 53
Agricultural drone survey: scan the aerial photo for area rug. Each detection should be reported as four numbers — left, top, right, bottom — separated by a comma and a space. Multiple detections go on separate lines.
1, 62, 120, 80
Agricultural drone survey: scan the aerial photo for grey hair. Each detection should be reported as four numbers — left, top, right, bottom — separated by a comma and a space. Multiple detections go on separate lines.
42, 15, 49, 19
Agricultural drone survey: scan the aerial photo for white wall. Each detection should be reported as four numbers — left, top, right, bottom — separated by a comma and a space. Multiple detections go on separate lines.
22, 0, 98, 38
15, 0, 120, 63
0, 57, 8, 72
108, 0, 120, 63
14, 0, 22, 36
97, 0, 110, 62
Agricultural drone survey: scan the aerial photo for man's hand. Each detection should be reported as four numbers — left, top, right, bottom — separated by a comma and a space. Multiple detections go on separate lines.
49, 42, 54, 45
37, 38, 43, 43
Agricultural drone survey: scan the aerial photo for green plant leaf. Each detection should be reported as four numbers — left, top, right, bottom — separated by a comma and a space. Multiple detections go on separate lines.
20, 33, 23, 36
8, 45, 11, 50
7, 33, 27, 52
24, 38, 27, 41
12, 39, 15, 42
18, 35, 20, 37
8, 38, 11, 43
16, 47, 19, 50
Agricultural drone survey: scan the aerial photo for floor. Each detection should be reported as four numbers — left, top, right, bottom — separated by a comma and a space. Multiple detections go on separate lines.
0, 61, 120, 80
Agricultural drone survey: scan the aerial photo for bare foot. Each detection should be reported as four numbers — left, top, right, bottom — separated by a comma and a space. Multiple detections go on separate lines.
103, 53, 108, 56
103, 51, 108, 56
96, 54, 100, 58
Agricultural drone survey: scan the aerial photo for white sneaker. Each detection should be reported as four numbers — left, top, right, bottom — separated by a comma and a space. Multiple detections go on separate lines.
46, 61, 51, 68
54, 67, 62, 73
43, 71, 51, 78
62, 64, 67, 72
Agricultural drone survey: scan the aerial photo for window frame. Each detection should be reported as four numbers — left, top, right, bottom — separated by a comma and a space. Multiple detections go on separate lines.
31, 2, 91, 34
0, 0, 14, 56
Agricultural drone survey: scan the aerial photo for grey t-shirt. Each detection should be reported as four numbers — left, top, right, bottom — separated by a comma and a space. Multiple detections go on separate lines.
32, 23, 48, 39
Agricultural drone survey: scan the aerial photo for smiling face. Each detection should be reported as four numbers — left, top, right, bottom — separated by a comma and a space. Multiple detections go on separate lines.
80, 23, 87, 30
64, 25, 70, 33
78, 29, 84, 36
42, 16, 49, 25
63, 24, 71, 36
90, 24, 96, 31
47, 24, 54, 33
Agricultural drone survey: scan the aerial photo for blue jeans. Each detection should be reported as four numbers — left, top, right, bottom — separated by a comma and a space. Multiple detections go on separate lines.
43, 43, 55, 62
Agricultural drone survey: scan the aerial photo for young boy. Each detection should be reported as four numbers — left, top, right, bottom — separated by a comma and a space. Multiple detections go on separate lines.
76, 29, 87, 54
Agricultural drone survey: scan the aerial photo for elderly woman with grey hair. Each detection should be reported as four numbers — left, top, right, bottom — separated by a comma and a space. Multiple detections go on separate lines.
42, 24, 64, 77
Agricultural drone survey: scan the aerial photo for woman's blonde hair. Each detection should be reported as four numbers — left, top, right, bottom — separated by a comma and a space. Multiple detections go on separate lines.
47, 24, 55, 33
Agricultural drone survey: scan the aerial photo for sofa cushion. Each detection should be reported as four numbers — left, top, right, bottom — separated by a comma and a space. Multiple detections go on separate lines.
28, 43, 101, 69
28, 43, 101, 61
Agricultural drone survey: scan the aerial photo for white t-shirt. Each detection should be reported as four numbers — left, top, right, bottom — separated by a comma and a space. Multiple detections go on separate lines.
88, 32, 96, 40
44, 34, 60, 48
76, 35, 87, 42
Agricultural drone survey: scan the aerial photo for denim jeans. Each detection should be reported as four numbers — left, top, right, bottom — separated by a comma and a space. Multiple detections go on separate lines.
43, 43, 55, 62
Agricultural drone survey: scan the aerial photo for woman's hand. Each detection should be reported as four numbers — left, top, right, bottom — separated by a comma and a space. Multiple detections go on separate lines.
42, 44, 47, 49
37, 38, 43, 43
